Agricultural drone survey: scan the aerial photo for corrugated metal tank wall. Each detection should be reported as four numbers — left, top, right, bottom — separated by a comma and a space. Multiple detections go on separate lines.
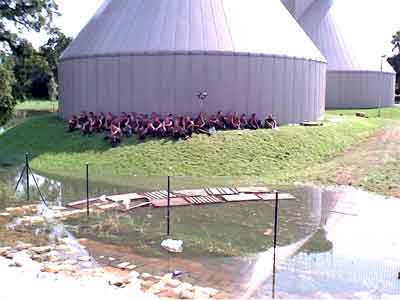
293, 0, 396, 109
59, 54, 326, 124
326, 71, 395, 109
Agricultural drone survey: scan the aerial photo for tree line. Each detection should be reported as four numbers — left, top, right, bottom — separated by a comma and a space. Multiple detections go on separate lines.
0, 0, 71, 125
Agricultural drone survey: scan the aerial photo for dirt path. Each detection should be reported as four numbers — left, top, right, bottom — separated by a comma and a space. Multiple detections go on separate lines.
300, 123, 400, 197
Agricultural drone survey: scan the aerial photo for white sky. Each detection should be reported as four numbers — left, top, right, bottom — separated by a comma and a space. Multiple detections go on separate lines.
22, 0, 400, 61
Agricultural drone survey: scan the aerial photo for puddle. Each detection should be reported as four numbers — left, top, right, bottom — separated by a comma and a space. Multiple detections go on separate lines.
0, 168, 399, 299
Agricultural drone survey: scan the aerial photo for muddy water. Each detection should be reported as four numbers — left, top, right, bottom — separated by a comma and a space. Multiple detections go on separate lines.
0, 168, 399, 299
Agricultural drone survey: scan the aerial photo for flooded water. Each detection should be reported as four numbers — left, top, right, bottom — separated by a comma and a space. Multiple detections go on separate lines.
0, 168, 399, 299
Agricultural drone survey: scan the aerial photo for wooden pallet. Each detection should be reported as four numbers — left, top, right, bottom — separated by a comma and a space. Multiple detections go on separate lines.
257, 193, 296, 201
107, 193, 146, 203
142, 191, 174, 200
185, 195, 224, 205
151, 197, 190, 208
117, 201, 151, 212
67, 197, 109, 209
236, 187, 270, 193
222, 193, 261, 202
96, 202, 122, 210
173, 189, 209, 197
206, 187, 238, 196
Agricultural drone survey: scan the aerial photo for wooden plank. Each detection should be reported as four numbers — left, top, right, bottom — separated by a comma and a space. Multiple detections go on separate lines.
107, 193, 146, 203
236, 187, 270, 193
257, 193, 296, 201
96, 202, 122, 210
173, 189, 209, 197
143, 191, 175, 200
222, 193, 260, 202
151, 198, 190, 208
207, 188, 222, 196
222, 187, 237, 195
186, 196, 223, 205
67, 197, 109, 209
118, 201, 151, 212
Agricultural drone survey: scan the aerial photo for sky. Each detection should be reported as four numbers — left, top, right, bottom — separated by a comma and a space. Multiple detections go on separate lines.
22, 0, 400, 63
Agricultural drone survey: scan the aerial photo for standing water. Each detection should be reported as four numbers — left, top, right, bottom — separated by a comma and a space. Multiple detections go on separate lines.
0, 168, 399, 299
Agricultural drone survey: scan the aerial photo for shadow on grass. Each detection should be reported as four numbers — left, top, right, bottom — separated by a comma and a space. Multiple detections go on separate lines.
0, 114, 207, 168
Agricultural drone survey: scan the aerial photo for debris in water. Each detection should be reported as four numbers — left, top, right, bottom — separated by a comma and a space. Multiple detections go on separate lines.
161, 239, 183, 253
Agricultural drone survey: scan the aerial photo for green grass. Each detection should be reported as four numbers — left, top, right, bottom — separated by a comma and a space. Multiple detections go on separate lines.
15, 100, 58, 112
0, 110, 390, 186
328, 107, 400, 119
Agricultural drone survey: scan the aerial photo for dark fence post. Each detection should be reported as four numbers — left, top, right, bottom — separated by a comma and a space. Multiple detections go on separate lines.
86, 163, 90, 217
167, 176, 171, 236
25, 153, 30, 202
272, 191, 279, 299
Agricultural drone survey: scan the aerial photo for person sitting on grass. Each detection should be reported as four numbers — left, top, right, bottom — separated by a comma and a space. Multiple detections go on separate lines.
249, 113, 259, 130
184, 114, 195, 138
240, 113, 248, 129
194, 112, 211, 136
68, 115, 79, 132
153, 116, 165, 137
207, 113, 219, 129
264, 114, 278, 129
108, 120, 122, 147
217, 111, 227, 130
172, 118, 186, 140
81, 114, 92, 135
230, 112, 241, 130
78, 111, 88, 126
99, 112, 106, 130
105, 112, 114, 131
88, 114, 101, 135
122, 114, 133, 137
163, 115, 174, 137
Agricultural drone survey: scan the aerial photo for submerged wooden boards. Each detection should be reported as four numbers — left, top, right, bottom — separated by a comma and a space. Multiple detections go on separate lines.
67, 197, 109, 209
185, 196, 223, 205
143, 191, 175, 200
206, 187, 238, 196
107, 193, 146, 203
173, 189, 209, 197
236, 187, 270, 193
222, 193, 261, 202
257, 193, 297, 201
65, 187, 296, 213
151, 198, 190, 208
117, 201, 151, 212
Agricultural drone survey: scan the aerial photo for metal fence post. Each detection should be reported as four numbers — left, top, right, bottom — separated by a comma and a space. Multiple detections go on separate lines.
167, 176, 171, 236
86, 163, 90, 217
272, 191, 279, 299
25, 153, 30, 202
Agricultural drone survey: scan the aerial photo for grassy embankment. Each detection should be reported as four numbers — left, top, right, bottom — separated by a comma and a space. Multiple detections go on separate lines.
2, 106, 399, 192
15, 100, 58, 112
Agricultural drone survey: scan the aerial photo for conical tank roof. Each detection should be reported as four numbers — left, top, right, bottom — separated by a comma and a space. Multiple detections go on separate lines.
62, 0, 325, 62
298, 0, 394, 73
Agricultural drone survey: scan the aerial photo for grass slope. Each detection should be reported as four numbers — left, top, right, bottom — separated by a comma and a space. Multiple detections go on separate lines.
15, 100, 58, 112
0, 112, 386, 185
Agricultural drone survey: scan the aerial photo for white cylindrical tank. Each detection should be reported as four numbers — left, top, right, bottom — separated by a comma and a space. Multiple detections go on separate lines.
59, 0, 327, 124
284, 0, 395, 109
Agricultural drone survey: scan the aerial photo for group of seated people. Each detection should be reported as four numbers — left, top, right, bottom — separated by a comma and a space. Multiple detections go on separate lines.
68, 111, 278, 147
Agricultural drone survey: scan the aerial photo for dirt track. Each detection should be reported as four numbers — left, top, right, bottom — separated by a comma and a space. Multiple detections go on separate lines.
334, 124, 400, 196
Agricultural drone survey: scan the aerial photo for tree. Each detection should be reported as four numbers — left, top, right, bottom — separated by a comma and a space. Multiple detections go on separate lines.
388, 31, 400, 94
10, 40, 53, 100
40, 28, 72, 81
391, 31, 400, 54
0, 0, 59, 53
0, 63, 16, 125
